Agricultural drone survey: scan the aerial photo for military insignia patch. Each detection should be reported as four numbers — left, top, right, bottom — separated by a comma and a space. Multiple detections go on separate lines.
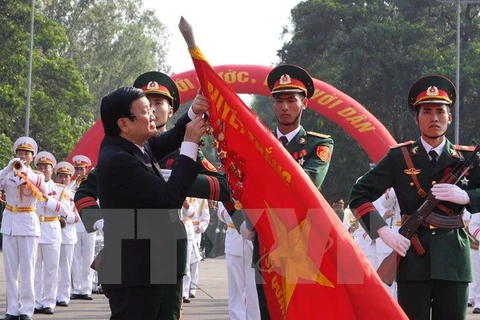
201, 158, 218, 172
307, 131, 331, 139
455, 145, 476, 151
279, 74, 292, 85
449, 148, 459, 158
316, 146, 331, 162
404, 168, 421, 175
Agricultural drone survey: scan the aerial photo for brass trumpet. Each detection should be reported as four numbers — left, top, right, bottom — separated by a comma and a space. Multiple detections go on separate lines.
12, 159, 26, 175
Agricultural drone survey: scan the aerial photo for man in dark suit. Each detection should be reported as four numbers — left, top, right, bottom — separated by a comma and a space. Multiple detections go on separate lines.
96, 86, 208, 320
349, 75, 480, 319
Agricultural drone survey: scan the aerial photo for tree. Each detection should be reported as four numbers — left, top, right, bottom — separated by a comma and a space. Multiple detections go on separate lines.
0, 1, 93, 161
40, 0, 171, 116
251, 0, 480, 203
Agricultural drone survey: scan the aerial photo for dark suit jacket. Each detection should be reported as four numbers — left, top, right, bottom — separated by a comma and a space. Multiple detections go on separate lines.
97, 113, 200, 288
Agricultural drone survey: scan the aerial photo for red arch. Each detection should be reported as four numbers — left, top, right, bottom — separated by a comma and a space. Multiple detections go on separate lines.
67, 65, 396, 165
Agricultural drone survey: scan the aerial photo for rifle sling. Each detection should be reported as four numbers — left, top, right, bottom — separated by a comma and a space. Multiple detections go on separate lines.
401, 146, 457, 216
400, 146, 426, 197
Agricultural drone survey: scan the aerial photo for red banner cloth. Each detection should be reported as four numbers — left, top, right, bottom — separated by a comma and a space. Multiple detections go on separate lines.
188, 46, 407, 319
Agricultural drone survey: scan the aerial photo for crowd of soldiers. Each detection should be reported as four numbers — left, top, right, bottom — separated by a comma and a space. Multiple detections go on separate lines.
4, 65, 480, 320
0, 136, 98, 320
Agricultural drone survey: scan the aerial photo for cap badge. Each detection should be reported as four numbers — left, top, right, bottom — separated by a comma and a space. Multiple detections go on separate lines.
147, 81, 159, 90
426, 86, 439, 96
279, 74, 292, 85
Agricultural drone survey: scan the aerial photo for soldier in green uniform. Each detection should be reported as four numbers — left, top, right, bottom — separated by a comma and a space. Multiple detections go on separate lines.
349, 75, 480, 320
75, 71, 233, 320
240, 64, 334, 320
133, 71, 230, 202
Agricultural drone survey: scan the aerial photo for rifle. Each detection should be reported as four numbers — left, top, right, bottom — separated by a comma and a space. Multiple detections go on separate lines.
377, 143, 480, 286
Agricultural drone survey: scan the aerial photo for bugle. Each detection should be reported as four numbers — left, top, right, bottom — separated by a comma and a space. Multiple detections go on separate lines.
11, 159, 25, 175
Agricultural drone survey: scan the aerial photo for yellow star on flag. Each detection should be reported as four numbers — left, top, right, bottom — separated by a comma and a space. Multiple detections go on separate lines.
266, 205, 334, 311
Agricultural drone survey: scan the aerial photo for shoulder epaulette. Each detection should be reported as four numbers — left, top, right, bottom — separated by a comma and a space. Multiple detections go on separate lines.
306, 131, 331, 139
390, 141, 415, 149
454, 145, 476, 151
201, 158, 218, 172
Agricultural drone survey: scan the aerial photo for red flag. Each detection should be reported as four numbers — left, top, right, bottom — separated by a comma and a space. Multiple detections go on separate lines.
186, 45, 407, 319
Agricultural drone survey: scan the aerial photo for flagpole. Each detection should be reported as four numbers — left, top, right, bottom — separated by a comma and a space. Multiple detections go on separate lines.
178, 17, 197, 49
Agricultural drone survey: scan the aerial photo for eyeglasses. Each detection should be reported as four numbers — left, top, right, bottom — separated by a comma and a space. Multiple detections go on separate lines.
129, 108, 156, 119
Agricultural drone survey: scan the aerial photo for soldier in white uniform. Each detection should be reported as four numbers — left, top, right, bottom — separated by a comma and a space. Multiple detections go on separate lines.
33, 152, 71, 315
467, 211, 480, 313
372, 188, 401, 299
1, 137, 47, 320
181, 198, 198, 303
69, 154, 96, 300
217, 202, 260, 320
187, 197, 210, 299
54, 161, 79, 307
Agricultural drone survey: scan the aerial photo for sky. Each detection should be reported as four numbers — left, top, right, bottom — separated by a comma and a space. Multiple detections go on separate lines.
142, 0, 303, 74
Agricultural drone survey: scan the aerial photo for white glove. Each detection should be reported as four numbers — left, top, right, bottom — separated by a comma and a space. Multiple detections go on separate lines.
3, 158, 21, 175
377, 226, 411, 257
240, 221, 256, 241
93, 219, 104, 235
161, 169, 172, 181
431, 183, 470, 205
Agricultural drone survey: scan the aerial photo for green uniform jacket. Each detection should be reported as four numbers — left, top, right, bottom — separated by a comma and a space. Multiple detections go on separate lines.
283, 126, 334, 189
349, 138, 480, 282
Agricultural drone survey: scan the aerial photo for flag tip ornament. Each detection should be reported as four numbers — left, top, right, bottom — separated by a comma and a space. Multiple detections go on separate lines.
178, 16, 197, 49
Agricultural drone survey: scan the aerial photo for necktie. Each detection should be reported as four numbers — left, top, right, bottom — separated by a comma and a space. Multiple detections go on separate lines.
429, 150, 438, 166
142, 150, 152, 166
279, 136, 288, 147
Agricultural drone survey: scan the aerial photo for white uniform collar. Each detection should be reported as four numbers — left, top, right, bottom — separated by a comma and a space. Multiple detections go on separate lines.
420, 137, 446, 158
276, 126, 301, 144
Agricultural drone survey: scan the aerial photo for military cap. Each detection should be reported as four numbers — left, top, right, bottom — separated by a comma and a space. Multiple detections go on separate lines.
72, 155, 91, 168
55, 161, 75, 176
267, 64, 315, 98
133, 71, 180, 113
408, 75, 456, 111
34, 151, 57, 168
13, 136, 38, 156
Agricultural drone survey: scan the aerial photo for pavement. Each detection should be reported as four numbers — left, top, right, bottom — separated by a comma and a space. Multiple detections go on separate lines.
0, 252, 229, 320
0, 251, 479, 319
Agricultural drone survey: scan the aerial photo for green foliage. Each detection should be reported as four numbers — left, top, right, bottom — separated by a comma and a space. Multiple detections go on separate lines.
0, 1, 93, 161
258, 0, 480, 203
0, 0, 171, 162
41, 0, 171, 117
0, 134, 14, 168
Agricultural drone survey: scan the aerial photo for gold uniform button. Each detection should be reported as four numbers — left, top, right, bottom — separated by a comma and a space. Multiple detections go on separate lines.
432, 181, 437, 185
410, 182, 414, 186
